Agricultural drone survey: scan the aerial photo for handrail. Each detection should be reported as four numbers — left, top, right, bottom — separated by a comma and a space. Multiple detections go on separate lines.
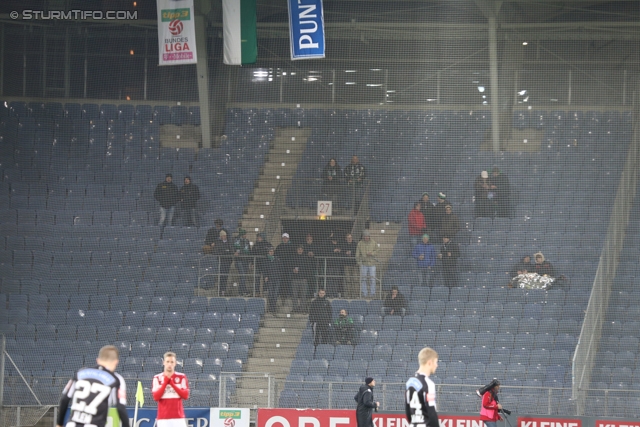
572, 79, 640, 414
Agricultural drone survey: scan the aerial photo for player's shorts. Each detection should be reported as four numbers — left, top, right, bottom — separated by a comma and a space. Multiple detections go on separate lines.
157, 419, 188, 427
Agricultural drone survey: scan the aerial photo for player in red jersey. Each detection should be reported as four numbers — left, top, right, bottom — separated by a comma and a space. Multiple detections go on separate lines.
152, 351, 190, 427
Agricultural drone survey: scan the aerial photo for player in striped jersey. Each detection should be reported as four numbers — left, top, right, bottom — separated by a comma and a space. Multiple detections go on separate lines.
405, 347, 439, 427
57, 345, 130, 427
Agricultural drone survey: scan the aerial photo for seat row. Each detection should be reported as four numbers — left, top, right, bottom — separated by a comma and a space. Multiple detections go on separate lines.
1, 294, 265, 314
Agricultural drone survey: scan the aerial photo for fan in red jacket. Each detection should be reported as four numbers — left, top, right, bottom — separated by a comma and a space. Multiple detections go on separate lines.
408, 202, 427, 244
153, 352, 190, 427
479, 382, 503, 427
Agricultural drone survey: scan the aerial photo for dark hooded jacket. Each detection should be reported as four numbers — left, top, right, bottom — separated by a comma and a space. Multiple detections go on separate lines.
179, 177, 200, 208
154, 179, 179, 208
354, 384, 377, 427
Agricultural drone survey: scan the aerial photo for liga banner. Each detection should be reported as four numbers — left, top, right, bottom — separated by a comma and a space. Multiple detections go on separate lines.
211, 408, 251, 427
287, 0, 325, 60
156, 0, 198, 65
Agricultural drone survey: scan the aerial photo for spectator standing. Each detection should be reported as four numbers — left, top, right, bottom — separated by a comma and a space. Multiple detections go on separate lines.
251, 232, 271, 295
214, 230, 233, 296
474, 170, 493, 218
154, 173, 179, 227
490, 166, 511, 218
440, 204, 461, 238
438, 236, 460, 287
322, 158, 343, 205
324, 232, 345, 298
275, 233, 297, 299
334, 309, 356, 345
532, 252, 555, 277
420, 192, 436, 232
344, 155, 367, 211
433, 192, 448, 232
355, 377, 379, 427
233, 229, 251, 296
179, 176, 200, 227
408, 202, 427, 246
341, 233, 359, 298
356, 230, 379, 298
382, 286, 407, 316
309, 289, 332, 346
263, 246, 283, 313
291, 245, 312, 313
412, 234, 437, 286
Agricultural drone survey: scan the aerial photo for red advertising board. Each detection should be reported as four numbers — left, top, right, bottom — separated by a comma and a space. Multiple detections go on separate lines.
596, 422, 640, 427
517, 417, 582, 427
257, 409, 488, 427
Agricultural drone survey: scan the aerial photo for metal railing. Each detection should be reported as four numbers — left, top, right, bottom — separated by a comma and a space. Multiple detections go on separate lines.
196, 254, 384, 299
572, 79, 640, 414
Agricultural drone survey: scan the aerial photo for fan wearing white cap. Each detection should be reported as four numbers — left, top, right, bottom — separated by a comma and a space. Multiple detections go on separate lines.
474, 170, 494, 218
275, 232, 297, 299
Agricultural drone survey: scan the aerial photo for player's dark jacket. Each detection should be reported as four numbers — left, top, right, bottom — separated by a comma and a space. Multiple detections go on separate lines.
354, 384, 377, 427
405, 372, 439, 427
57, 365, 130, 427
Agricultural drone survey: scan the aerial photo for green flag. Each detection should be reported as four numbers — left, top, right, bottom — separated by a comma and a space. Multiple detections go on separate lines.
136, 381, 144, 407
223, 0, 258, 65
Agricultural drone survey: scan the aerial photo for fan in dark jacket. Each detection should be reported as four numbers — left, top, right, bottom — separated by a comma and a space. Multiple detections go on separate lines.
322, 158, 342, 204
179, 176, 200, 227
309, 289, 332, 346
291, 245, 313, 312
214, 230, 234, 296
263, 246, 283, 313
355, 377, 379, 427
533, 252, 555, 277
251, 232, 271, 287
275, 233, 297, 298
154, 173, 179, 227
438, 236, 460, 287
382, 286, 407, 316
510, 255, 533, 278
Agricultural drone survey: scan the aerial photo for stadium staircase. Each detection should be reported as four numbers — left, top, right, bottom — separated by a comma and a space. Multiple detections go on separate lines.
367, 222, 401, 289
233, 313, 308, 408
240, 127, 311, 243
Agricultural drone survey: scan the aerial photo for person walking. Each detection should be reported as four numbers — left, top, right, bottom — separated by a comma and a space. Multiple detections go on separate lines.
355, 377, 379, 427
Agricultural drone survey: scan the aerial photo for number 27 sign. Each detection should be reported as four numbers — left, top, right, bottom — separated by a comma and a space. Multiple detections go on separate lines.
317, 201, 333, 217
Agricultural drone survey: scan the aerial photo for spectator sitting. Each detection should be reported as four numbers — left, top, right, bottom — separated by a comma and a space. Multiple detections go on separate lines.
412, 234, 437, 286
381, 286, 407, 316
179, 175, 200, 227
203, 219, 228, 254
333, 309, 356, 345
154, 173, 179, 227
490, 166, 511, 218
532, 252, 555, 277
440, 204, 461, 238
408, 201, 427, 246
322, 158, 342, 204
510, 255, 533, 278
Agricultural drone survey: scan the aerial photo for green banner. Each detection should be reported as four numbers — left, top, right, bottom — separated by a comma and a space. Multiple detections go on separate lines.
160, 8, 191, 22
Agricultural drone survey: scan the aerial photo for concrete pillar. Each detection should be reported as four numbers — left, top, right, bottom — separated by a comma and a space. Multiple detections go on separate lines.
488, 15, 501, 152
195, 14, 212, 148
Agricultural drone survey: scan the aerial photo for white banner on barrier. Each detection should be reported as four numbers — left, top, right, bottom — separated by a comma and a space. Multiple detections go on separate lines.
156, 0, 198, 65
211, 408, 251, 427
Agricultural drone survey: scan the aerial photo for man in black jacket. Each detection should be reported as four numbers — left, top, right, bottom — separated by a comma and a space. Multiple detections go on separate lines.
438, 236, 460, 287
179, 176, 200, 227
291, 245, 313, 313
341, 233, 359, 298
419, 192, 436, 232
251, 232, 271, 296
382, 286, 407, 316
275, 233, 297, 299
154, 173, 179, 227
263, 246, 282, 313
215, 230, 234, 296
202, 219, 228, 255
344, 155, 366, 211
355, 377, 379, 427
308, 289, 332, 346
